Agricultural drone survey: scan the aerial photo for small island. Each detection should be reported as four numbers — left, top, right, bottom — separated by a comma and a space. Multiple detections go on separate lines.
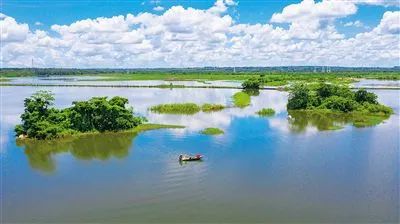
286, 83, 393, 129
200, 127, 224, 135
149, 103, 225, 114
256, 108, 276, 116
15, 91, 183, 140
232, 92, 251, 108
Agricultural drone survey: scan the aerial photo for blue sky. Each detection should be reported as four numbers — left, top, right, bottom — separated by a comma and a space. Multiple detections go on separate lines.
1, 0, 399, 67
3, 0, 396, 34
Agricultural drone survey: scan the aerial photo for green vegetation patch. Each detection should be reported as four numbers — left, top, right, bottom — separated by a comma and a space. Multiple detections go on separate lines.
200, 127, 224, 135
155, 83, 185, 88
15, 91, 147, 140
256, 108, 276, 116
201, 103, 226, 112
150, 103, 201, 115
286, 83, 393, 130
232, 92, 251, 108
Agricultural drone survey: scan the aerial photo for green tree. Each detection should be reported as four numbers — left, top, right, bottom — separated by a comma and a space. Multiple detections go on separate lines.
287, 83, 310, 110
242, 77, 261, 89
355, 89, 378, 104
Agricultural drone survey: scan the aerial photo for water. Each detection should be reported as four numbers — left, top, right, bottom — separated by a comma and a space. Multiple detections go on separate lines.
1, 85, 399, 223
6, 76, 242, 87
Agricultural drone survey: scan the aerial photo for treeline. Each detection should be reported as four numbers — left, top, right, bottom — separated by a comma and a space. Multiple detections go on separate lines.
15, 91, 146, 139
1, 68, 399, 79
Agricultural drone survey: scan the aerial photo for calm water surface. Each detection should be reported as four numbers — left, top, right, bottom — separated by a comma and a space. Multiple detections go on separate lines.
1, 86, 399, 223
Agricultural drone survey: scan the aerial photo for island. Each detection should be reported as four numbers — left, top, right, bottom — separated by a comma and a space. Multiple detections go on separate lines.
15, 91, 183, 140
286, 83, 393, 129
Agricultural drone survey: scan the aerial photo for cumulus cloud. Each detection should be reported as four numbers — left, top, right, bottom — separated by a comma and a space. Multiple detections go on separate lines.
354, 0, 400, 7
373, 11, 400, 34
270, 0, 357, 39
0, 1, 399, 68
344, 20, 365, 28
153, 6, 165, 11
0, 13, 29, 42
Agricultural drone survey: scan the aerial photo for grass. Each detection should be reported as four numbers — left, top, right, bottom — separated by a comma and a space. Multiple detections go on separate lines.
150, 103, 201, 115
256, 108, 276, 116
200, 127, 224, 135
17, 123, 185, 142
150, 103, 227, 114
232, 92, 251, 108
201, 104, 226, 112
4, 69, 398, 81
128, 123, 185, 133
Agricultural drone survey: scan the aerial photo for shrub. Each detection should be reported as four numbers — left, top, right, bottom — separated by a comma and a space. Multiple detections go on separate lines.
242, 77, 261, 89
256, 108, 275, 116
355, 89, 378, 104
319, 96, 358, 112
200, 127, 224, 135
150, 103, 201, 115
287, 83, 309, 110
201, 104, 225, 112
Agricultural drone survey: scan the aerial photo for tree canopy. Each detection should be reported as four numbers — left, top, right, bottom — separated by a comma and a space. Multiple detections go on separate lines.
15, 91, 145, 139
287, 83, 393, 115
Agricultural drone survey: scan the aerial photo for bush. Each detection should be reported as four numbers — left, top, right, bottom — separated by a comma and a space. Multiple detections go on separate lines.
242, 77, 261, 89
319, 96, 358, 112
256, 108, 275, 116
355, 89, 378, 104
150, 103, 201, 114
357, 102, 393, 115
201, 104, 225, 112
200, 127, 224, 135
287, 83, 309, 110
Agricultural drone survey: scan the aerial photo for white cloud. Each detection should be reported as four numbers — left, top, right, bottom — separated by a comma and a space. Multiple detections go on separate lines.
0, 1, 399, 68
344, 20, 365, 28
153, 6, 165, 11
34, 21, 43, 26
373, 11, 400, 34
270, 0, 357, 39
354, 0, 400, 7
0, 13, 29, 42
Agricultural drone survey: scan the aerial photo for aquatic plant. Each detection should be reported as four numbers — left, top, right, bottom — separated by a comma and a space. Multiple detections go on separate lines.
200, 127, 224, 135
201, 104, 225, 112
150, 103, 201, 115
256, 108, 276, 116
232, 92, 251, 108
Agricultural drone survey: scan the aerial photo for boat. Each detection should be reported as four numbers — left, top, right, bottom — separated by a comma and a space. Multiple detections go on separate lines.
179, 154, 203, 161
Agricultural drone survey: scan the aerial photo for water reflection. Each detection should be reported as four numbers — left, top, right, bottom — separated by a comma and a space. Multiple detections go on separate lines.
288, 111, 354, 132
17, 132, 137, 172
287, 110, 391, 132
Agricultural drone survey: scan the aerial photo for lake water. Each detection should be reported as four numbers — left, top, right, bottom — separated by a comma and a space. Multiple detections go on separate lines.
1, 85, 399, 223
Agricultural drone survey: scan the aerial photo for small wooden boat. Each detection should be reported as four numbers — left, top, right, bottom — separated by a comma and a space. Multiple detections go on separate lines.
179, 154, 202, 162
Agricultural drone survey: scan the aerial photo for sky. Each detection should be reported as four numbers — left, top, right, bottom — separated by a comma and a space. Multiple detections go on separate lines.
1, 0, 399, 68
